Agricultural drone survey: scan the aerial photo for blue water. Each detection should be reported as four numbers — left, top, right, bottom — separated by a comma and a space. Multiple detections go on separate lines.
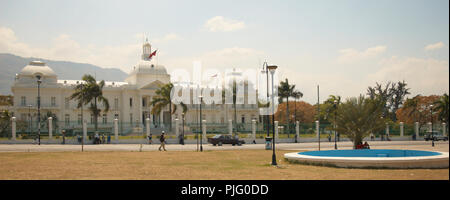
298, 149, 441, 157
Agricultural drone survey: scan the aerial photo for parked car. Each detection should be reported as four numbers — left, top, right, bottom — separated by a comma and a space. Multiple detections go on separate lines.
208, 134, 245, 146
424, 131, 448, 141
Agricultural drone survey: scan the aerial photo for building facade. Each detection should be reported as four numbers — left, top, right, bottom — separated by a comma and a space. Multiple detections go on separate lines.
11, 41, 259, 135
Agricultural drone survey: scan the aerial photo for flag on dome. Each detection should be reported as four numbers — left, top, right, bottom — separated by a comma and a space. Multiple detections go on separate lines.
149, 50, 157, 59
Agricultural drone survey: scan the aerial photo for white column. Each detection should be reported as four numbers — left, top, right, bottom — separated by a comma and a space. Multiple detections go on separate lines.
146, 118, 150, 137
415, 122, 419, 138
175, 118, 179, 137
442, 123, 446, 136
251, 119, 256, 142
202, 119, 207, 143
11, 117, 16, 141
275, 121, 279, 140
315, 120, 319, 138
83, 120, 87, 144
48, 117, 53, 140
228, 119, 232, 135
114, 118, 119, 143
400, 122, 404, 137
295, 121, 300, 140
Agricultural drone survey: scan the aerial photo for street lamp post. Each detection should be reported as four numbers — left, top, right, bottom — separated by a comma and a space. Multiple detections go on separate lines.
199, 95, 203, 152
334, 100, 338, 150
430, 104, 434, 147
268, 65, 278, 166
36, 75, 42, 145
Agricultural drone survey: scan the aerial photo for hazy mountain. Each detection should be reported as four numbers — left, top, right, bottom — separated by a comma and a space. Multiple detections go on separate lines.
0, 53, 128, 95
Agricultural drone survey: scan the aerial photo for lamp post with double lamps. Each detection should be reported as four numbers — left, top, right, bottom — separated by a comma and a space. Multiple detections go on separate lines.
36, 74, 42, 145
268, 65, 278, 166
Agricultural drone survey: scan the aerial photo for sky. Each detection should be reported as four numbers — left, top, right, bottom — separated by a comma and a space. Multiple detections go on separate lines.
0, 0, 449, 104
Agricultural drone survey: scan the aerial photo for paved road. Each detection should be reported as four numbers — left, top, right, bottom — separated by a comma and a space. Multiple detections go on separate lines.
0, 140, 448, 152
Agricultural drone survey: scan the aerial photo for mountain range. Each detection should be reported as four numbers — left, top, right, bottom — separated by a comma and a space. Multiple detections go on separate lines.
0, 53, 128, 95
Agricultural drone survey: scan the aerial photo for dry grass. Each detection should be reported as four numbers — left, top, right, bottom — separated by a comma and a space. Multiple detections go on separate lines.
0, 150, 448, 180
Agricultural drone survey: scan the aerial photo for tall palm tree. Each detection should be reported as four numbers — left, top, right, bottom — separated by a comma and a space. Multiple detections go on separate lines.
150, 83, 187, 132
334, 95, 385, 149
70, 74, 109, 133
291, 90, 303, 122
278, 78, 296, 137
434, 93, 449, 130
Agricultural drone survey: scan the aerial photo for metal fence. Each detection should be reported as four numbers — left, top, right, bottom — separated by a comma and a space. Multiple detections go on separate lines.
2, 119, 447, 140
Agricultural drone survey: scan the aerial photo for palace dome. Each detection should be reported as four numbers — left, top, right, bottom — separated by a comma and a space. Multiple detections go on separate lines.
135, 60, 168, 75
19, 61, 57, 77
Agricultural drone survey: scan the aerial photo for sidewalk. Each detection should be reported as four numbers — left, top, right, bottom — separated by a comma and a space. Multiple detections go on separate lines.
0, 140, 447, 153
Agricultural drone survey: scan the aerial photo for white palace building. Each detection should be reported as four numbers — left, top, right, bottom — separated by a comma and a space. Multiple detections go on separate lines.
10, 41, 259, 135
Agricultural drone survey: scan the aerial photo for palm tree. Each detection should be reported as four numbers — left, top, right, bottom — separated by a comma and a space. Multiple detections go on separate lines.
334, 95, 385, 149
70, 74, 110, 133
278, 78, 296, 137
291, 90, 303, 122
150, 83, 187, 132
434, 93, 449, 130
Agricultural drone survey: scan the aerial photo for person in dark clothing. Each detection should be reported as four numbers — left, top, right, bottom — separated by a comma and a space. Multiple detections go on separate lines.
159, 131, 166, 151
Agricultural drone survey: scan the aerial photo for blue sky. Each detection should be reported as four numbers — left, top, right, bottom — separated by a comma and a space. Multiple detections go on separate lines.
1, 0, 448, 104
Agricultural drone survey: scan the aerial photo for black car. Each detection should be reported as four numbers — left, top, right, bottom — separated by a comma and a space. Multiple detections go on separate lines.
424, 131, 448, 141
208, 134, 245, 146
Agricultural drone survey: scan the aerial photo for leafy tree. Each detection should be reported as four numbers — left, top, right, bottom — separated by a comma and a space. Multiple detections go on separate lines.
0, 110, 12, 137
367, 82, 393, 119
334, 96, 385, 149
434, 93, 449, 130
70, 74, 110, 132
367, 81, 410, 122
389, 81, 410, 121
397, 95, 440, 131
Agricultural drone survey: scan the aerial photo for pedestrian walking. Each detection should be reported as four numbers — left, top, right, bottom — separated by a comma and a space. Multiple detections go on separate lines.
328, 134, 331, 142
107, 134, 111, 144
159, 131, 166, 151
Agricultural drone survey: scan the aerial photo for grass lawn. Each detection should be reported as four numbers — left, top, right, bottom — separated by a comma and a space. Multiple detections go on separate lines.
0, 150, 448, 180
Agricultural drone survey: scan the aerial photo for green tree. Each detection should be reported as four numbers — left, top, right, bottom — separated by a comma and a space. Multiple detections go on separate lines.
151, 83, 187, 131
70, 74, 110, 132
434, 93, 449, 130
389, 81, 410, 121
367, 82, 393, 119
0, 110, 12, 138
334, 96, 385, 149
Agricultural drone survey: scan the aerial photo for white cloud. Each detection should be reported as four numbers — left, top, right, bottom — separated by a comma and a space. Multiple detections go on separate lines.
368, 56, 449, 96
204, 16, 245, 32
425, 42, 445, 51
337, 45, 387, 63
0, 26, 146, 73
